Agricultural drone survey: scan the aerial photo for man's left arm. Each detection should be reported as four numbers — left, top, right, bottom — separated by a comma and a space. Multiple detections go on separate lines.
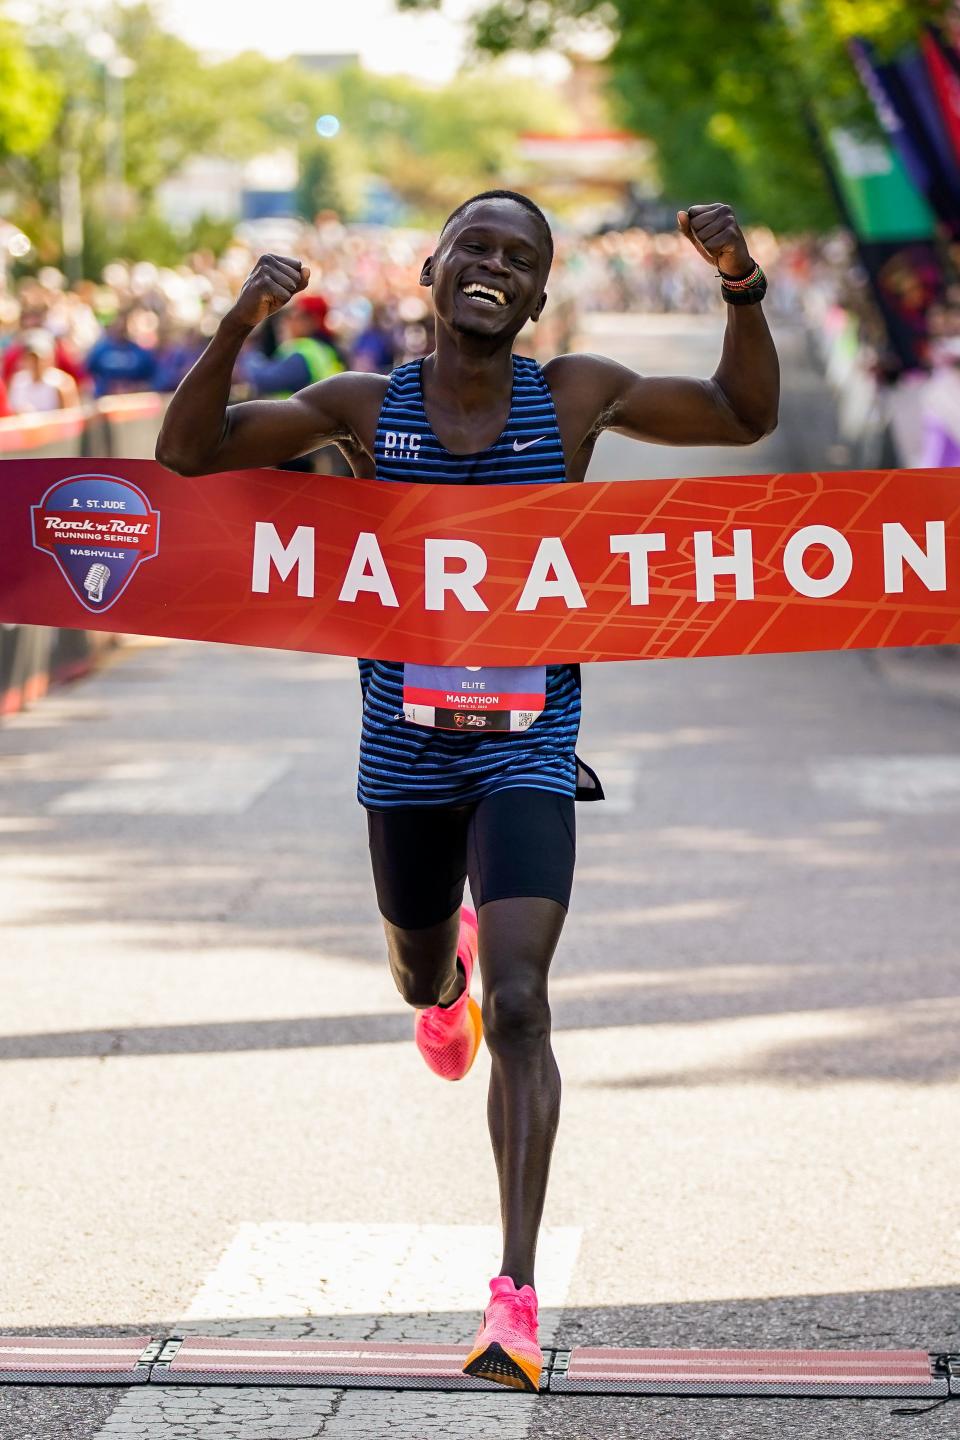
567, 204, 780, 447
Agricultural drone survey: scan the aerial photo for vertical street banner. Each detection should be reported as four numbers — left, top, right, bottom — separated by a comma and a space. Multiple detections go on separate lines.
922, 29, 960, 169
850, 37, 960, 237
828, 33, 960, 372
826, 120, 942, 372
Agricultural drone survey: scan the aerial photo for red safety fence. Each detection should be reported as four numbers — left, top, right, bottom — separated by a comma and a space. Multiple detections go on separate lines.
0, 392, 167, 715
0, 392, 165, 461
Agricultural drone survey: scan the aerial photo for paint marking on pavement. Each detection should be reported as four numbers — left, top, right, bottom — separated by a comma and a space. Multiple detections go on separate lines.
94, 1223, 581, 1438
183, 1221, 581, 1325
811, 756, 960, 815
49, 756, 290, 816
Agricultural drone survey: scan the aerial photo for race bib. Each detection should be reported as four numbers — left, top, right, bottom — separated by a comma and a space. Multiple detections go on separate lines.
403, 664, 546, 733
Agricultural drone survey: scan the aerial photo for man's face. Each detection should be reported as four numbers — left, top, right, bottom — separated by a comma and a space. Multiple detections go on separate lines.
420, 200, 550, 341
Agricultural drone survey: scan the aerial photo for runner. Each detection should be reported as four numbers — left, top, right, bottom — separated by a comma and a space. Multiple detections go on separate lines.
156, 191, 779, 1392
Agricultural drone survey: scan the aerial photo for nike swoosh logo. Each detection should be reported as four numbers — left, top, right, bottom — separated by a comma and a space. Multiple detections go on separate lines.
513, 436, 547, 452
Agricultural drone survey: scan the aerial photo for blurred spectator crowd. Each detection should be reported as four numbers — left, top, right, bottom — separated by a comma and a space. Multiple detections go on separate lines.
1, 215, 956, 470
0, 217, 786, 420
0, 218, 448, 419
790, 230, 960, 467
0, 213, 603, 421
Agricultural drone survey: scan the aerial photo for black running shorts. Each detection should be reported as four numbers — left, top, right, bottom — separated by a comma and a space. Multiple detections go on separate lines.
367, 787, 576, 929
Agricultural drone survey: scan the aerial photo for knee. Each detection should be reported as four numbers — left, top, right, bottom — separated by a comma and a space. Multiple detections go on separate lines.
482, 980, 551, 1049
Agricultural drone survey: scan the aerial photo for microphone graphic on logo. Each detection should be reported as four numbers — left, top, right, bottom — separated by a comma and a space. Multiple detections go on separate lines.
83, 563, 111, 603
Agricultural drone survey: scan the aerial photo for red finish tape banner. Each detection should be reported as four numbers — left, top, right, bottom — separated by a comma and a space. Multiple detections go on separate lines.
1, 458, 959, 664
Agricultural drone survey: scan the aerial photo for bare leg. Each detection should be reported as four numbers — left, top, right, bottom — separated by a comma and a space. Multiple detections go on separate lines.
477, 896, 566, 1292
381, 909, 465, 1009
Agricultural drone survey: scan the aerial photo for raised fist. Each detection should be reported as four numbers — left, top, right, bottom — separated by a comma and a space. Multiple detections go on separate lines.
677, 204, 752, 279
230, 254, 311, 329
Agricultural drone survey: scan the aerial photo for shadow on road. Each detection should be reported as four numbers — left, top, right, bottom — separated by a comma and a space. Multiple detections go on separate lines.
2, 989, 959, 1085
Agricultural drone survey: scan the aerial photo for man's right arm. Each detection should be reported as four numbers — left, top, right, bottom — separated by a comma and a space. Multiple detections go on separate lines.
156, 254, 369, 476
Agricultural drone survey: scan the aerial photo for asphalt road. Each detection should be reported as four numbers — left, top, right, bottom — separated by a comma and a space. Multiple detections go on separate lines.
2, 315, 959, 1439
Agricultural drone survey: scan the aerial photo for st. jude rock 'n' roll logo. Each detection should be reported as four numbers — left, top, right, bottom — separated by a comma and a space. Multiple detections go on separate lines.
32, 474, 160, 613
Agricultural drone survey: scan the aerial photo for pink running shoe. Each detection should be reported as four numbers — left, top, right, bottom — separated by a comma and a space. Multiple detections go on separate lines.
463, 1275, 542, 1392
413, 904, 482, 1081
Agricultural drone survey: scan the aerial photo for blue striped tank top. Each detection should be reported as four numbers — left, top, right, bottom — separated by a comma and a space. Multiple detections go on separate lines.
357, 353, 581, 810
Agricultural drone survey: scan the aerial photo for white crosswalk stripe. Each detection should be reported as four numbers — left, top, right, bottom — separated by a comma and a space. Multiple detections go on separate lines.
183, 1221, 581, 1320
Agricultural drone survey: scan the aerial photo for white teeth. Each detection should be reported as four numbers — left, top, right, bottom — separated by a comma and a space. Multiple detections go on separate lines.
462, 283, 506, 306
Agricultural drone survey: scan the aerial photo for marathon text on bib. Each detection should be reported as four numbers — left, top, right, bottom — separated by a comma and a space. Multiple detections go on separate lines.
403, 664, 546, 733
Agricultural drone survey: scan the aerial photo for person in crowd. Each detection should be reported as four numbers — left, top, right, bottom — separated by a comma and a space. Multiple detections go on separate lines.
239, 291, 348, 474
84, 311, 157, 397
242, 293, 345, 397
2, 309, 87, 392
7, 331, 80, 413
350, 302, 397, 373
154, 322, 208, 393
919, 331, 960, 466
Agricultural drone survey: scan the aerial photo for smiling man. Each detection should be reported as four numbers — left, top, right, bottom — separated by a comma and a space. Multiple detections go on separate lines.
157, 190, 779, 1392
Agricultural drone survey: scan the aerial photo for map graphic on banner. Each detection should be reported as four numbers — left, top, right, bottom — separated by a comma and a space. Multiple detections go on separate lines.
2, 459, 959, 666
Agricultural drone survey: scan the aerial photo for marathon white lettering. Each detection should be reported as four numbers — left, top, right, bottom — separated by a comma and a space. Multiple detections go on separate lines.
694, 528, 755, 602
251, 521, 315, 598
608, 532, 667, 605
338, 531, 399, 607
424, 539, 488, 612
783, 525, 853, 598
249, 521, 951, 609
882, 520, 946, 592
517, 537, 587, 612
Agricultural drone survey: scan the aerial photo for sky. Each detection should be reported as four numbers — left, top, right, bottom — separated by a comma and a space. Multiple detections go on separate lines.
157, 0, 575, 84
11, 0, 576, 86
159, 0, 477, 82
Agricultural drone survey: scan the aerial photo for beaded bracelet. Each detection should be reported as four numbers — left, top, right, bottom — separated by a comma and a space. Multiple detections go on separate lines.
718, 261, 767, 306
717, 262, 764, 289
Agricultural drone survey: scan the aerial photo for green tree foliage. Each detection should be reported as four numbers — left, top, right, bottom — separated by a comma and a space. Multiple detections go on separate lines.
397, 0, 952, 228
112, 6, 224, 195
308, 64, 572, 217
0, 17, 60, 160
7, 4, 220, 260
296, 141, 346, 221
5, 0, 576, 270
